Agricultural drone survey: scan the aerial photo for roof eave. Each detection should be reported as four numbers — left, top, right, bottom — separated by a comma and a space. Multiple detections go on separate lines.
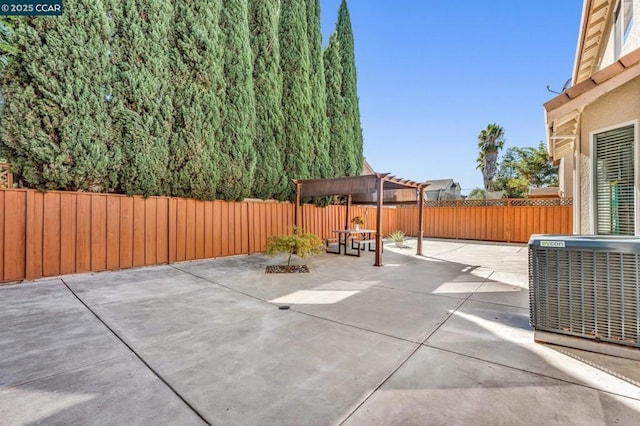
545, 48, 640, 122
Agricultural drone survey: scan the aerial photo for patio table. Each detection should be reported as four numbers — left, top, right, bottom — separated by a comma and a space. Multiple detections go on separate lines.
331, 229, 377, 256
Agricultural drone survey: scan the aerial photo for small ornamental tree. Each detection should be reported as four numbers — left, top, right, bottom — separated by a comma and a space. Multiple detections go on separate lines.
266, 227, 323, 266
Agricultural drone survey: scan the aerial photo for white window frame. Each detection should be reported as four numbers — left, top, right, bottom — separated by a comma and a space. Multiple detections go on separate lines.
589, 119, 639, 236
614, 0, 634, 60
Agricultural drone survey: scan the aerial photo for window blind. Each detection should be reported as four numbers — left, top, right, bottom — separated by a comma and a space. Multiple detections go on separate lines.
594, 125, 635, 235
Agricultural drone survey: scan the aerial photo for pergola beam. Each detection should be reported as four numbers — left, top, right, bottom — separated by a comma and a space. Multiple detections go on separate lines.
292, 175, 428, 267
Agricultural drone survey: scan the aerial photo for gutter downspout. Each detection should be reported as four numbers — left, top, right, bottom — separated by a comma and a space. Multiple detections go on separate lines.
574, 118, 582, 234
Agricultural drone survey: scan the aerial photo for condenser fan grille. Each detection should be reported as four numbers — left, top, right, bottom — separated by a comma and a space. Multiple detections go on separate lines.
530, 246, 640, 348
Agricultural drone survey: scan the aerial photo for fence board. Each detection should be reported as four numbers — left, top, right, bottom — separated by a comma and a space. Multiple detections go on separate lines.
4, 190, 25, 281
91, 195, 107, 272
144, 198, 157, 266
210, 201, 220, 258
156, 198, 169, 264
75, 194, 91, 273
60, 193, 77, 275
119, 197, 134, 269
0, 192, 4, 281
271, 203, 279, 236
132, 197, 145, 267
233, 202, 242, 255
43, 192, 61, 277
240, 202, 249, 255
175, 199, 186, 262
168, 198, 177, 263
258, 203, 267, 253
106, 196, 120, 270
221, 201, 230, 257
185, 199, 196, 261
25, 192, 44, 280
204, 201, 213, 258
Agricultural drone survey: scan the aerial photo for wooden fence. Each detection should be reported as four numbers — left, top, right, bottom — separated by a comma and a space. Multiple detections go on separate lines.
398, 198, 573, 243
0, 163, 13, 189
0, 189, 573, 283
0, 190, 295, 283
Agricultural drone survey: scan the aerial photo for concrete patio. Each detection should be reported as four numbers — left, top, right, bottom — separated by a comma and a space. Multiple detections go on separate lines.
1, 238, 639, 425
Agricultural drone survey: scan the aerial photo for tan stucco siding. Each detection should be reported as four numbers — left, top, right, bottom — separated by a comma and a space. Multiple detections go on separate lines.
600, 2, 640, 70
578, 75, 640, 233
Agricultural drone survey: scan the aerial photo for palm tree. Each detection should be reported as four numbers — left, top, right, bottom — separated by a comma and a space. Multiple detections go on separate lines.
476, 123, 505, 192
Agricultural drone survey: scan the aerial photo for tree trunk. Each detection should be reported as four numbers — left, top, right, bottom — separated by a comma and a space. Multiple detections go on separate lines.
483, 151, 498, 191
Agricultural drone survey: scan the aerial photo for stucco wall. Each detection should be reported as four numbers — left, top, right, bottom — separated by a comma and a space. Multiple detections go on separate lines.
578, 75, 640, 233
601, 2, 640, 69
553, 150, 573, 200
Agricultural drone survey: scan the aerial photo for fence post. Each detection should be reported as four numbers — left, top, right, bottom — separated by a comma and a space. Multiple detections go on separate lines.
506, 199, 511, 243
25, 190, 37, 280
168, 198, 176, 263
455, 200, 460, 240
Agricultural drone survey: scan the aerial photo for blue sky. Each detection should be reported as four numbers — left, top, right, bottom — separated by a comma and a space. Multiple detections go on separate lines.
320, 0, 583, 194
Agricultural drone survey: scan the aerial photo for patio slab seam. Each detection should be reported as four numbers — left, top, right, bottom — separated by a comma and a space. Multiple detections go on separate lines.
59, 278, 211, 425
421, 344, 640, 403
174, 255, 499, 346
338, 276, 486, 424
287, 308, 423, 345
170, 264, 277, 308
336, 342, 423, 426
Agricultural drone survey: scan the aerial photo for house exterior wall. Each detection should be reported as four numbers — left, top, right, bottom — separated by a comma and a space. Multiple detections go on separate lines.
600, 1, 640, 69
558, 152, 573, 199
578, 74, 640, 233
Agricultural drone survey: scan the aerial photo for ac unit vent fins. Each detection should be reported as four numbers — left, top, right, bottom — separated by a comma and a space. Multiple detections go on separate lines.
529, 236, 640, 349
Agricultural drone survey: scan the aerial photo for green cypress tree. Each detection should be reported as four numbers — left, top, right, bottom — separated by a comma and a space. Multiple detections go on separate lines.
306, 0, 332, 179
109, 0, 173, 196
171, 1, 223, 200
323, 32, 348, 177
217, 0, 257, 200
336, 0, 363, 176
0, 2, 120, 191
279, 0, 313, 194
248, 0, 287, 200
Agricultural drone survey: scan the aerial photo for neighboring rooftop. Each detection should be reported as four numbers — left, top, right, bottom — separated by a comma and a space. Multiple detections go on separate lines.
424, 179, 458, 191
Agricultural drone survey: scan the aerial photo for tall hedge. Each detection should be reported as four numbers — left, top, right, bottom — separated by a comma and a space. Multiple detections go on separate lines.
336, 0, 363, 176
306, 0, 332, 179
171, 1, 223, 199
279, 0, 313, 191
249, 0, 287, 200
110, 0, 174, 196
0, 1, 120, 191
324, 32, 349, 177
217, 0, 256, 200
0, 0, 366, 201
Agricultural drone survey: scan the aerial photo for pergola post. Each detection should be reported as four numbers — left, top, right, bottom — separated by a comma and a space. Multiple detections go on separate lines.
294, 181, 301, 230
375, 176, 384, 266
345, 195, 351, 230
417, 186, 424, 256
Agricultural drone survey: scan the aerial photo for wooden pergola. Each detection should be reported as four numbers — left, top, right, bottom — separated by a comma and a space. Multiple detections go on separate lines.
293, 173, 427, 266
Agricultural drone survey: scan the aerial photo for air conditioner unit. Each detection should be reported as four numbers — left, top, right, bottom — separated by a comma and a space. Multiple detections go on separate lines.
529, 235, 640, 360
